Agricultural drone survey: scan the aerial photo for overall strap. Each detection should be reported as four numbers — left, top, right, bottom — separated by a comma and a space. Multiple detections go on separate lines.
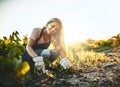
36, 29, 44, 41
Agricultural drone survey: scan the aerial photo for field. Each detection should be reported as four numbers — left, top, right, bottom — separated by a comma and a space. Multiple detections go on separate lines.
0, 31, 120, 87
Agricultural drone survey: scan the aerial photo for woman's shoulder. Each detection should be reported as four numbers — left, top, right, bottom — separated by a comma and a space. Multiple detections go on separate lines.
31, 27, 43, 35
30, 27, 42, 40
33, 27, 42, 31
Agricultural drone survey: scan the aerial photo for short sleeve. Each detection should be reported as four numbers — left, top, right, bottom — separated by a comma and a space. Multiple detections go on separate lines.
30, 28, 40, 41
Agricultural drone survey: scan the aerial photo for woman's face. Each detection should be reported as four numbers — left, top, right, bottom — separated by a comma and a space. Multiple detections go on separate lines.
46, 22, 60, 35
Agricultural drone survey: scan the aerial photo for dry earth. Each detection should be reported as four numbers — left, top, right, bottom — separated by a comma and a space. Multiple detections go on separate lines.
2, 48, 120, 87
17, 48, 120, 87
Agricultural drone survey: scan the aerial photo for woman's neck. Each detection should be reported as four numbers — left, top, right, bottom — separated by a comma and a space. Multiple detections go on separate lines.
43, 30, 50, 41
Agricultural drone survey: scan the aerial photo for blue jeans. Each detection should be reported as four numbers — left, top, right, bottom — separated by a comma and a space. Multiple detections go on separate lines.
35, 49, 60, 62
22, 49, 60, 74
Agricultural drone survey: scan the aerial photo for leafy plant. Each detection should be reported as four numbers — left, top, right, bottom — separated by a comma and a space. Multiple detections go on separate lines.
0, 31, 29, 86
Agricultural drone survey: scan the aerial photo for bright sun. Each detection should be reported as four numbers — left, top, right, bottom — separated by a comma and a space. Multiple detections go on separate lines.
63, 23, 88, 45
64, 29, 85, 45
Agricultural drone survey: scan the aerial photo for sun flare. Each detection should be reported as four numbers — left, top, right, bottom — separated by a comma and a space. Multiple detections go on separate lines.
64, 28, 85, 45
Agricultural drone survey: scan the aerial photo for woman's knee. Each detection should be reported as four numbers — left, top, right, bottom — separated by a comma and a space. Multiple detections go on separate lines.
49, 49, 60, 62
50, 49, 59, 57
41, 49, 50, 58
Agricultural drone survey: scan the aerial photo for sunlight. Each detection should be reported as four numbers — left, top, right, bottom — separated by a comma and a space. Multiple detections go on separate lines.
64, 27, 86, 45
64, 32, 83, 45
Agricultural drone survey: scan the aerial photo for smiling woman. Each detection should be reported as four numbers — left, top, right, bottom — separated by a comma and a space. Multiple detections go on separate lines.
21, 18, 72, 74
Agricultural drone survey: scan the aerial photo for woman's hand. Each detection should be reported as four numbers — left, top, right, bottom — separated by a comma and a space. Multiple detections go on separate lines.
33, 56, 46, 73
59, 58, 72, 69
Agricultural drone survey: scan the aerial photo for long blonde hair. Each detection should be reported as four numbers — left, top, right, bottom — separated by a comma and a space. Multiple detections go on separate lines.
46, 18, 66, 50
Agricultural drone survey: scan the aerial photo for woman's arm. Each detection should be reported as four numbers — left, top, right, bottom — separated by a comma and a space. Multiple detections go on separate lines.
51, 36, 66, 58
26, 28, 41, 58
51, 35, 72, 69
26, 39, 38, 58
58, 47, 66, 58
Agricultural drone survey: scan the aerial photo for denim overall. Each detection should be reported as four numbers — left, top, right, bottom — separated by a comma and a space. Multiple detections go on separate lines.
22, 29, 59, 74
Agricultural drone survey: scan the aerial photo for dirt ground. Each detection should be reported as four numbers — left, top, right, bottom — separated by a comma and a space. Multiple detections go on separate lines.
17, 48, 120, 87
1, 48, 120, 87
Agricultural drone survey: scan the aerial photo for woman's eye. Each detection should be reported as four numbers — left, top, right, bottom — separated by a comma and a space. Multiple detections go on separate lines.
51, 25, 55, 28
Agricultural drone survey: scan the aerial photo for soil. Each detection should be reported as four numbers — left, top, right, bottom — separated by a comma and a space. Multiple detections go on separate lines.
3, 48, 120, 87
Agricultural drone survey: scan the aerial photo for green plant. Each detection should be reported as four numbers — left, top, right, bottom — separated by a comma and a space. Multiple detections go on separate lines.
0, 31, 29, 86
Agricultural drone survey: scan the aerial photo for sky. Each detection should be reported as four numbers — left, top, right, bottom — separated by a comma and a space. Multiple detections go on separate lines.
0, 0, 120, 43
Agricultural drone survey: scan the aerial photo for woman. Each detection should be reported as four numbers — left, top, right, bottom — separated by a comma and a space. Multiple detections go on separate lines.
22, 18, 72, 74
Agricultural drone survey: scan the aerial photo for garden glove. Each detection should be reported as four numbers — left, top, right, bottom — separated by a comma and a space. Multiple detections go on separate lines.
33, 56, 45, 73
60, 58, 72, 69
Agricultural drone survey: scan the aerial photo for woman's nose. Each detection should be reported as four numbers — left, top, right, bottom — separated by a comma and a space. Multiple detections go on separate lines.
52, 28, 55, 31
